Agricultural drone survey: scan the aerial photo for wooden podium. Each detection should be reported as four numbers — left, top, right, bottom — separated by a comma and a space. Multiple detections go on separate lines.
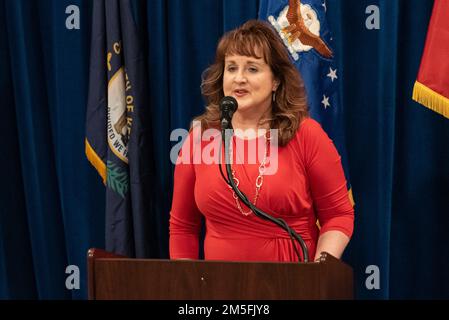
87, 248, 353, 300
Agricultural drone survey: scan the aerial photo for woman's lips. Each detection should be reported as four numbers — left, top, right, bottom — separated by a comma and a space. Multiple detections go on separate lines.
234, 89, 249, 97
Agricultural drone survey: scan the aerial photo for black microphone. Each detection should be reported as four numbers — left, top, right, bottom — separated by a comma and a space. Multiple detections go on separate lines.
219, 96, 238, 130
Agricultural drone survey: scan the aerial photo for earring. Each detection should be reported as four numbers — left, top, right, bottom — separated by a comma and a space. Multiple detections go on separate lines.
272, 91, 276, 102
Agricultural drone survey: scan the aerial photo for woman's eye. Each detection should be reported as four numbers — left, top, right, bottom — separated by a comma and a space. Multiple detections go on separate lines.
227, 66, 237, 72
248, 67, 258, 73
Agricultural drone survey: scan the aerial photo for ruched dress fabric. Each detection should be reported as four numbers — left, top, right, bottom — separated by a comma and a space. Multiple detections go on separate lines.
169, 118, 354, 262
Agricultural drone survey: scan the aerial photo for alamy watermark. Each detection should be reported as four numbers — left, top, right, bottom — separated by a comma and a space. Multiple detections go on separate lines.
65, 5, 80, 30
170, 121, 279, 175
365, 265, 380, 290
65, 265, 80, 290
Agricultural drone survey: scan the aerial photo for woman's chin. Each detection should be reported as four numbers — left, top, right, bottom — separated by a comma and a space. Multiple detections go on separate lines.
233, 98, 252, 109
235, 103, 252, 112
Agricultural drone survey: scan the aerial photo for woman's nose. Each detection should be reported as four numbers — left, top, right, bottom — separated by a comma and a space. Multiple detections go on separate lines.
234, 70, 247, 83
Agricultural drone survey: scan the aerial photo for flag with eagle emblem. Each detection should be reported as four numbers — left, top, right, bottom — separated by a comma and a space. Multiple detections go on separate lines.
259, 0, 354, 205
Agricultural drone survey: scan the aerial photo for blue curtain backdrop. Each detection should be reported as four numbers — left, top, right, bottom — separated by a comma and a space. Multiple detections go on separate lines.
0, 0, 448, 299
326, 0, 449, 299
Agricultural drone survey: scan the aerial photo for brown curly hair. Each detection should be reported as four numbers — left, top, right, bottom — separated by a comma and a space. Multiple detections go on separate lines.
195, 19, 309, 146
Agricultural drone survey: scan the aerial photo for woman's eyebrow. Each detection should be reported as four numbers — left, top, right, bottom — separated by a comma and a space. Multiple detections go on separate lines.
225, 59, 263, 65
247, 60, 263, 65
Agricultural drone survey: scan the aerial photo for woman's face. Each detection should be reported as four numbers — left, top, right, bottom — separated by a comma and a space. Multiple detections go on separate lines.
223, 52, 278, 115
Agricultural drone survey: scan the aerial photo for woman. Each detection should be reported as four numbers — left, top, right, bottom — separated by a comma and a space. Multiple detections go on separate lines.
169, 20, 354, 262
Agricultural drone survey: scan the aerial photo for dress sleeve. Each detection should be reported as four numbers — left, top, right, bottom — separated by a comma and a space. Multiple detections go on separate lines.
169, 133, 203, 259
299, 119, 354, 238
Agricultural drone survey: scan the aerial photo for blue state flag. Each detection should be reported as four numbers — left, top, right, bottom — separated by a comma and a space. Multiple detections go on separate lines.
259, 0, 354, 204
85, 0, 154, 257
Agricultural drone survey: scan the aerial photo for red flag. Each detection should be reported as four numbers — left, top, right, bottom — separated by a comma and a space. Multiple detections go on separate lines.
412, 0, 449, 119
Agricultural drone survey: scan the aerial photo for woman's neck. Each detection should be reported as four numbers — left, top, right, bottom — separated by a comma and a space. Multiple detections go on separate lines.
231, 107, 272, 133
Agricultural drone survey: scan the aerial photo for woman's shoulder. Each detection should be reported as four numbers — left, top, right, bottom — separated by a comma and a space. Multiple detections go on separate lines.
298, 117, 324, 133
294, 117, 329, 143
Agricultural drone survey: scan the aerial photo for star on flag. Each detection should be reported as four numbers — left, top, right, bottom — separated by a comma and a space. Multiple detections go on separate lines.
321, 95, 330, 109
327, 67, 338, 82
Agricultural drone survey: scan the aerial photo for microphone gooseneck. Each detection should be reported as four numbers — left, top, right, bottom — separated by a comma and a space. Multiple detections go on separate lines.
218, 96, 309, 263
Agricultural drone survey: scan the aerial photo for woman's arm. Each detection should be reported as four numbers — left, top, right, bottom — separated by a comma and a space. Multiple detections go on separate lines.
314, 230, 350, 261
299, 119, 354, 260
169, 134, 202, 259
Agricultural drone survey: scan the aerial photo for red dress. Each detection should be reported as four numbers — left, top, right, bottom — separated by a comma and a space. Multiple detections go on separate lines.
169, 118, 354, 262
